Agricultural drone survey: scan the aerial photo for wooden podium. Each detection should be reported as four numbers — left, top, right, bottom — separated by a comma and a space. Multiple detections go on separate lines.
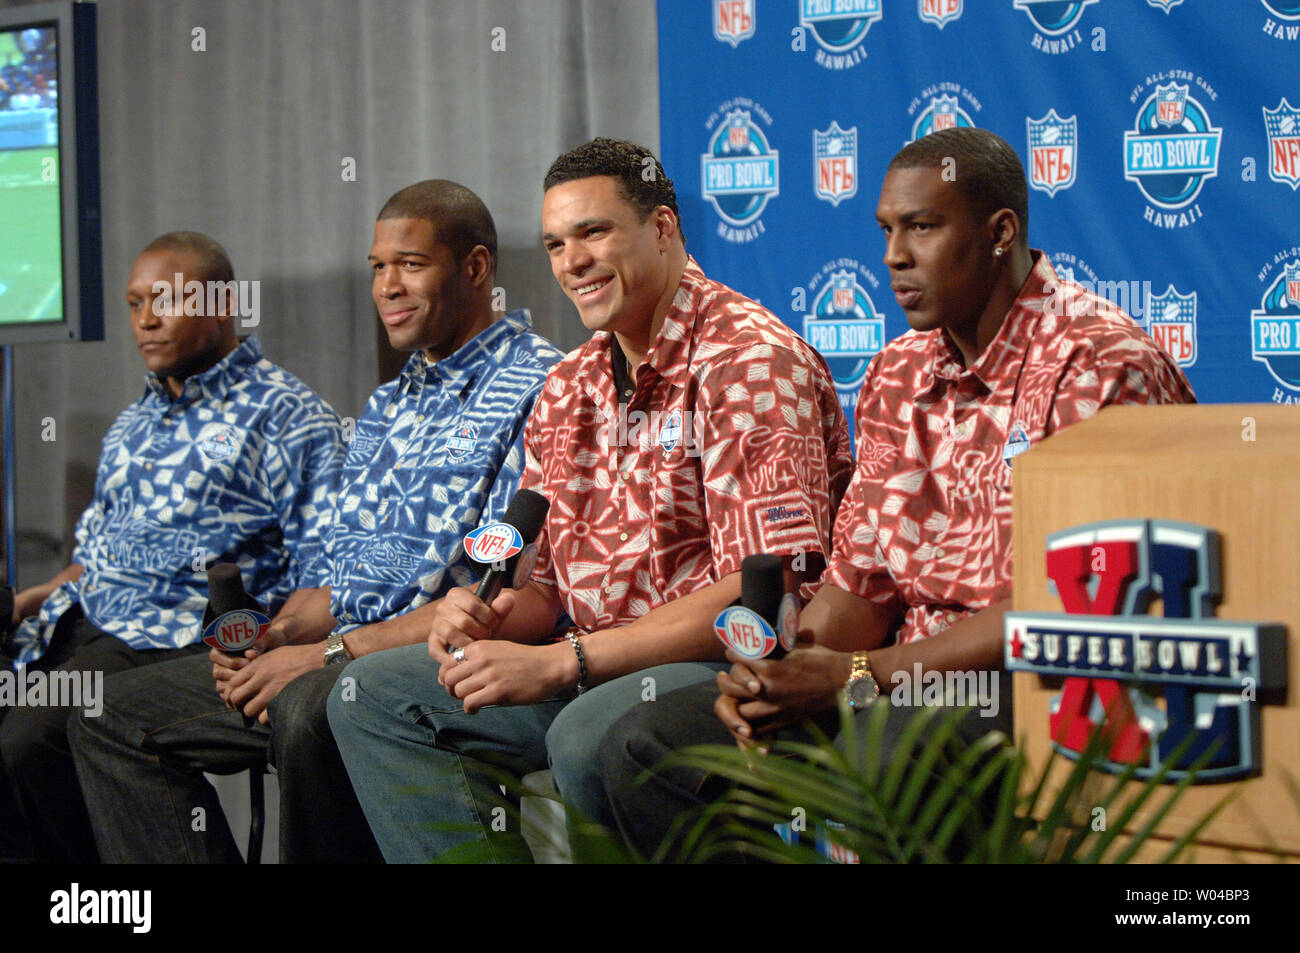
1009, 404, 1297, 862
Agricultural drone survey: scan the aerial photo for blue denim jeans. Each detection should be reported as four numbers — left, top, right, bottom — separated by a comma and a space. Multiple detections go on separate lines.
326, 642, 723, 862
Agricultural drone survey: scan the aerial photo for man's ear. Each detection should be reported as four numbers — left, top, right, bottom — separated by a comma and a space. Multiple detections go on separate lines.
654, 206, 679, 249
462, 244, 494, 288
988, 207, 1020, 252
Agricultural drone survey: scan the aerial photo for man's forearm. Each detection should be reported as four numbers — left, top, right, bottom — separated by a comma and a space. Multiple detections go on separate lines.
14, 563, 84, 618
342, 598, 447, 657
868, 598, 1011, 686
575, 572, 742, 687
269, 587, 336, 645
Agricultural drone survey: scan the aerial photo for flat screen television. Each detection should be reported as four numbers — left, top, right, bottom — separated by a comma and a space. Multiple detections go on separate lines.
0, 0, 100, 343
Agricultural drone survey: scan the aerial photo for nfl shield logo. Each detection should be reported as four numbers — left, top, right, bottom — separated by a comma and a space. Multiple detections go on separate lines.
1155, 83, 1188, 127
1027, 109, 1077, 197
1145, 285, 1198, 367
918, 0, 962, 28
813, 122, 857, 207
931, 95, 959, 131
831, 274, 855, 313
1285, 262, 1300, 308
713, 0, 754, 47
727, 114, 751, 151
1263, 98, 1300, 191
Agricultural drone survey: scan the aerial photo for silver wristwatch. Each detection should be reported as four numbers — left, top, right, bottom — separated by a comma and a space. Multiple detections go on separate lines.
324, 631, 352, 666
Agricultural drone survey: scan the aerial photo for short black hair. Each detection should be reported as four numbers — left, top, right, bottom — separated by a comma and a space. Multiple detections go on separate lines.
141, 231, 234, 284
888, 127, 1029, 239
378, 179, 498, 274
544, 137, 684, 244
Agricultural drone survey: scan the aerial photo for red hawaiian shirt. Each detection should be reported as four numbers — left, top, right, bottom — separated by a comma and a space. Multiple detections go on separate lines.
522, 258, 854, 633
823, 252, 1196, 643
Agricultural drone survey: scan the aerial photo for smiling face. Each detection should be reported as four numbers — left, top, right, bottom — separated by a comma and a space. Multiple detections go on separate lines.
875, 165, 1001, 346
541, 175, 675, 339
126, 249, 232, 393
369, 217, 478, 363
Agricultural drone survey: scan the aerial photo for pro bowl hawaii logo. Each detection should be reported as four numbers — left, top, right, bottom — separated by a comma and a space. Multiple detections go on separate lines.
1123, 76, 1222, 228
813, 121, 857, 207
1046, 250, 1099, 290
907, 83, 980, 142
1013, 0, 1096, 54
463, 521, 523, 566
444, 421, 478, 460
701, 99, 779, 244
198, 425, 239, 461
1005, 520, 1286, 782
1146, 0, 1184, 11
1260, 0, 1300, 41
1026, 109, 1077, 197
713, 0, 754, 47
918, 0, 962, 29
802, 258, 885, 420
1144, 285, 1197, 367
1250, 249, 1300, 401
1263, 98, 1300, 190
799, 0, 881, 71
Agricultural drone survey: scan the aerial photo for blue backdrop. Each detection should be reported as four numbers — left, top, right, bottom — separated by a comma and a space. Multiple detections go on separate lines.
657, 0, 1300, 437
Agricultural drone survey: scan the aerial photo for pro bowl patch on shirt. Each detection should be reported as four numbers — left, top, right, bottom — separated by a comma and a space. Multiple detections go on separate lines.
445, 422, 479, 460
199, 425, 240, 461
660, 409, 682, 455
1003, 423, 1031, 468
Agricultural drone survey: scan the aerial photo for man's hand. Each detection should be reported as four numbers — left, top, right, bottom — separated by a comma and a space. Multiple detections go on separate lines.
12, 586, 46, 624
426, 586, 517, 659
433, 638, 574, 715
209, 615, 297, 700
225, 642, 325, 725
713, 643, 855, 744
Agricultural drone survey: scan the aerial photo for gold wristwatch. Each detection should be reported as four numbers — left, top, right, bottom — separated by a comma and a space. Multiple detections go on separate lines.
841, 651, 880, 710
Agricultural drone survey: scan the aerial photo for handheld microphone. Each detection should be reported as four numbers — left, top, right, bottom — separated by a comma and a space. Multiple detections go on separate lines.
463, 489, 550, 605
201, 563, 270, 655
713, 554, 800, 660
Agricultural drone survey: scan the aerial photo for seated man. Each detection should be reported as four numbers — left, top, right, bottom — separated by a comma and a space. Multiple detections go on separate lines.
69, 181, 563, 863
595, 127, 1198, 859
1, 231, 343, 863
327, 137, 856, 863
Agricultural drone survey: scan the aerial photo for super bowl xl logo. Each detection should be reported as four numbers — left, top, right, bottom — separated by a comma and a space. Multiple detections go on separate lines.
1260, 1, 1300, 40
802, 259, 885, 420
1264, 98, 1300, 189
918, 0, 962, 29
1027, 109, 1077, 197
1014, 0, 1096, 53
1250, 254, 1300, 399
1123, 77, 1221, 228
1144, 285, 1197, 367
714, 0, 755, 47
701, 101, 780, 244
907, 83, 980, 142
813, 122, 857, 207
1005, 520, 1286, 782
799, 0, 881, 70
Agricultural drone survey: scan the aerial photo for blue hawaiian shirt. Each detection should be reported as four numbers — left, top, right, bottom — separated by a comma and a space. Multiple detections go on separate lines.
11, 336, 343, 665
314, 309, 563, 631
